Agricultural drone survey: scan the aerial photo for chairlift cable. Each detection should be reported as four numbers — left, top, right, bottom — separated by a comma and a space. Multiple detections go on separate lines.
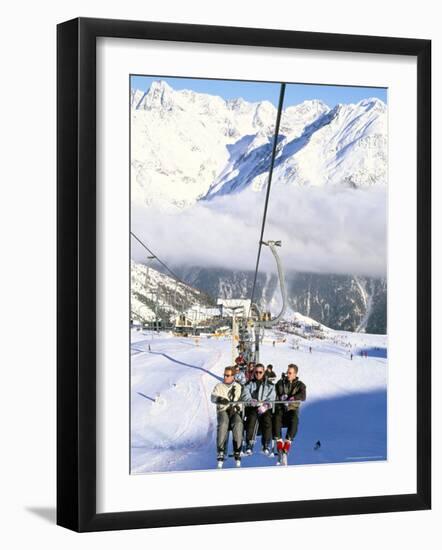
248, 83, 286, 317
130, 231, 185, 286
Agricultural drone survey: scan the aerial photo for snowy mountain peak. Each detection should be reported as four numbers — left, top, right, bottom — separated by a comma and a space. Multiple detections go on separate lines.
330, 97, 386, 118
135, 80, 175, 111
131, 81, 387, 209
149, 79, 173, 93
357, 96, 387, 113
226, 97, 247, 110
285, 99, 330, 115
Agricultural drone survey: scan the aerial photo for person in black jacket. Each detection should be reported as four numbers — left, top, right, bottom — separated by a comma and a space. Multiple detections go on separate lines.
273, 364, 306, 456
264, 364, 277, 383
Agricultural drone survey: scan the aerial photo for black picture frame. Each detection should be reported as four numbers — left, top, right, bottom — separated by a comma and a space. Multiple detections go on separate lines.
57, 17, 431, 532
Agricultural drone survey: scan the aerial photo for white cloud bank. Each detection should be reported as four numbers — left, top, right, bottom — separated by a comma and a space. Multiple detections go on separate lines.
131, 186, 387, 278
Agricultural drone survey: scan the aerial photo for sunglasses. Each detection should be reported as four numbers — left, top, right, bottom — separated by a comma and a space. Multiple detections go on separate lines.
255, 370, 264, 374
224, 373, 234, 377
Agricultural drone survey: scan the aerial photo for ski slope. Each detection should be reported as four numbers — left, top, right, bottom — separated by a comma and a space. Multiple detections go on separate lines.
131, 328, 387, 473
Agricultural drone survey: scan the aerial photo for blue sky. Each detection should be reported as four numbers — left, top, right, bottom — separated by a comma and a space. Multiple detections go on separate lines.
131, 75, 387, 108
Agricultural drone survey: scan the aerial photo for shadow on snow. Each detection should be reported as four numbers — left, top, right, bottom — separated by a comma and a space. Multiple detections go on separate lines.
148, 350, 223, 382
131, 388, 387, 472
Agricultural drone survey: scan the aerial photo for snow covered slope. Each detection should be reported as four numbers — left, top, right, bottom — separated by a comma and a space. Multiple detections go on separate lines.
131, 327, 387, 473
175, 267, 387, 333
131, 80, 386, 210
130, 81, 388, 333
205, 98, 387, 200
131, 260, 214, 324
131, 81, 280, 210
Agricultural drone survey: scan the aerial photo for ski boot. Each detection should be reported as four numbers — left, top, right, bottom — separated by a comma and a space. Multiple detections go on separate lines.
262, 445, 271, 456
234, 451, 241, 468
217, 452, 225, 469
275, 439, 284, 465
281, 440, 291, 466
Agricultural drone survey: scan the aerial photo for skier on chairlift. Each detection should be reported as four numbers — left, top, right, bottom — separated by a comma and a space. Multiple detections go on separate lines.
234, 364, 246, 386
211, 367, 243, 468
264, 364, 277, 384
245, 361, 256, 382
235, 352, 247, 368
273, 364, 306, 465
242, 363, 275, 455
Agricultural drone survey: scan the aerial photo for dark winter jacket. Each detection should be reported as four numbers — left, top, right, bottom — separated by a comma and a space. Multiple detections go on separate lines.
275, 377, 306, 410
264, 370, 277, 383
242, 378, 276, 404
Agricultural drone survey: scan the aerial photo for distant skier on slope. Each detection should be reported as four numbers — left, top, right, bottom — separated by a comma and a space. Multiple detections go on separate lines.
211, 367, 243, 468
273, 364, 306, 465
242, 364, 275, 455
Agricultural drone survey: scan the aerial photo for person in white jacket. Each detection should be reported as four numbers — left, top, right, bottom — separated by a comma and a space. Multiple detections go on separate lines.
211, 367, 243, 466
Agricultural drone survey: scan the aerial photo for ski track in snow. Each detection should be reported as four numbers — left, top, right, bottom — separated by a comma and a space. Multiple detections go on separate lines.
130, 329, 387, 473
131, 335, 226, 473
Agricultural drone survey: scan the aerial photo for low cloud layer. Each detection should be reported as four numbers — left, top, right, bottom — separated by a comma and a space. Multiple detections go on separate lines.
131, 186, 387, 278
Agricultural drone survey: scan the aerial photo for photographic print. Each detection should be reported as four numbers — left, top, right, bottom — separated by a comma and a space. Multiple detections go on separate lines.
130, 75, 388, 474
